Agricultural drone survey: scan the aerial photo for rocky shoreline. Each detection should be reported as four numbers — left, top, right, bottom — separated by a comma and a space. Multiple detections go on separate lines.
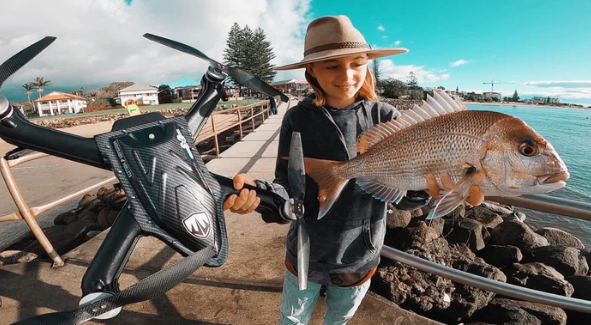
373, 201, 591, 325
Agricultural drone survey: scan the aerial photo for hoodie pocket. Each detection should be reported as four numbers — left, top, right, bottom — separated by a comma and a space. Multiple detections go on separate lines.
364, 217, 386, 253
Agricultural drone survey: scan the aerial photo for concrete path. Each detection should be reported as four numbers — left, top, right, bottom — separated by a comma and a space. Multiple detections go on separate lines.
0, 100, 442, 325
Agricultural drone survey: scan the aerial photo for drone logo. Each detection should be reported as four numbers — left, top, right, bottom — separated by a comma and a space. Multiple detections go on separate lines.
183, 212, 211, 239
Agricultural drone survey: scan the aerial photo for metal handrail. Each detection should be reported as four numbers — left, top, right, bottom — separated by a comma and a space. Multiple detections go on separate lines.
381, 246, 591, 313
381, 193, 591, 314
487, 194, 591, 221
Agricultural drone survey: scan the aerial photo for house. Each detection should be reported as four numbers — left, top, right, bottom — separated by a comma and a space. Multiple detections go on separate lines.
35, 91, 87, 117
271, 79, 310, 96
173, 85, 201, 101
483, 92, 502, 101
119, 83, 159, 106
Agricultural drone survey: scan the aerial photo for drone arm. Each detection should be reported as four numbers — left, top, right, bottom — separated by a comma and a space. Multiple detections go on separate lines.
0, 106, 109, 170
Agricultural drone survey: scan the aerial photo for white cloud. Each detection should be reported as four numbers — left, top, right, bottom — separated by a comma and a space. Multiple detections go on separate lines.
524, 80, 591, 88
381, 35, 388, 41
378, 59, 449, 83
0, 0, 311, 98
450, 59, 468, 67
394, 40, 402, 46
377, 25, 385, 32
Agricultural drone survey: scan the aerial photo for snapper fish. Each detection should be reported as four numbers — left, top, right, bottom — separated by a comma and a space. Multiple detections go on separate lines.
304, 89, 570, 220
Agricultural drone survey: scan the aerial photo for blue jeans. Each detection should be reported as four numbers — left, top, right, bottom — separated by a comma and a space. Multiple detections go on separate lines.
279, 269, 370, 325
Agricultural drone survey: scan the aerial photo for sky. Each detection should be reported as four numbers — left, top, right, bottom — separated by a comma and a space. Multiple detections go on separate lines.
1, 0, 591, 105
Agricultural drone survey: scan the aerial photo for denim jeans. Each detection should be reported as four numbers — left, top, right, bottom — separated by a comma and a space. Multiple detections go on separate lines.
279, 269, 370, 325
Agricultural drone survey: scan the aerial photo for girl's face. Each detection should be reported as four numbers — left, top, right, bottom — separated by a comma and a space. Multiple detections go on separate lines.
307, 54, 368, 108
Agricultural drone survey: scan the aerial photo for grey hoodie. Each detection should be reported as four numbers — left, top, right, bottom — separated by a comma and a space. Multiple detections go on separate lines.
256, 96, 430, 274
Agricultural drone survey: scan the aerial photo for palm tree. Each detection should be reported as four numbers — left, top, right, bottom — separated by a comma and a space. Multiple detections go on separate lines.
33, 77, 52, 99
22, 82, 36, 105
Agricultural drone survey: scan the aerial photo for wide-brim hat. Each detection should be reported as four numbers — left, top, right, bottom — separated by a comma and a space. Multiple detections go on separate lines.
274, 15, 408, 71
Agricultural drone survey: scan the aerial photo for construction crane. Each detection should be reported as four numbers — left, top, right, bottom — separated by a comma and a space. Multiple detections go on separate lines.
482, 79, 512, 92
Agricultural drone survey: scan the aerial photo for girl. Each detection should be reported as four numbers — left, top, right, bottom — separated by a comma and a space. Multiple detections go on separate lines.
223, 15, 483, 325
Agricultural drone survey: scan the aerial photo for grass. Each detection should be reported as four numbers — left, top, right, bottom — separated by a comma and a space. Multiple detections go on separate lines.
30, 99, 265, 121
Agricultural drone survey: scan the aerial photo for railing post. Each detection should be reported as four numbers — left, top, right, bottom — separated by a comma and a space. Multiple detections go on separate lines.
210, 114, 220, 158
237, 109, 243, 140
0, 157, 64, 267
251, 105, 255, 131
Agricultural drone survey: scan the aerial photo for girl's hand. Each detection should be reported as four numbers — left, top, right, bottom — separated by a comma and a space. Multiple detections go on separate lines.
425, 173, 485, 207
222, 174, 261, 214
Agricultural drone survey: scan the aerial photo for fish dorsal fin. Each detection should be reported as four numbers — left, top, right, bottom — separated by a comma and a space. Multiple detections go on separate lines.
354, 90, 467, 155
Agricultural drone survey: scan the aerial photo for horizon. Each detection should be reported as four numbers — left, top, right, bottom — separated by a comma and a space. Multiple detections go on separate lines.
2, 0, 590, 106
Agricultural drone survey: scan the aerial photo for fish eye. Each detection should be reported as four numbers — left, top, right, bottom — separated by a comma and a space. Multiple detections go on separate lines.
519, 143, 539, 157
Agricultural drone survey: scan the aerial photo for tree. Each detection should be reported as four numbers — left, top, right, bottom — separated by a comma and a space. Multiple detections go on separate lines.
22, 83, 36, 106
437, 86, 445, 90
33, 77, 52, 99
511, 90, 520, 102
373, 59, 381, 92
158, 84, 173, 104
380, 78, 407, 99
224, 23, 277, 96
546, 96, 551, 104
406, 72, 419, 90
251, 27, 277, 83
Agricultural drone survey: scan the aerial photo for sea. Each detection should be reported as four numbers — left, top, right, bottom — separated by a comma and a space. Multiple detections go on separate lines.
467, 104, 591, 247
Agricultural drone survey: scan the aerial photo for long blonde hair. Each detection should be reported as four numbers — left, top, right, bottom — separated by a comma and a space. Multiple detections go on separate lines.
305, 65, 378, 107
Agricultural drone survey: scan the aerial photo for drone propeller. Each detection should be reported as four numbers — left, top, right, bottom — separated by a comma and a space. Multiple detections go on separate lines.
143, 33, 289, 103
0, 36, 56, 90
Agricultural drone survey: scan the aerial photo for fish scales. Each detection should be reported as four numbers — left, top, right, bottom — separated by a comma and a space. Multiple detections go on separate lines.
341, 111, 511, 190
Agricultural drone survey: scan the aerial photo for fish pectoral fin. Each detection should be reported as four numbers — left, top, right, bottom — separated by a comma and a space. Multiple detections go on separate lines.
427, 175, 475, 220
357, 179, 407, 204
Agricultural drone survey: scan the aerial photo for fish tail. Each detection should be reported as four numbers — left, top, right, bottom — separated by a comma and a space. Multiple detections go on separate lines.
304, 157, 349, 219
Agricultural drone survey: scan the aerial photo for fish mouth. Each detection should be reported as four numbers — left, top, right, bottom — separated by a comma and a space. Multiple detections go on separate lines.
537, 171, 570, 184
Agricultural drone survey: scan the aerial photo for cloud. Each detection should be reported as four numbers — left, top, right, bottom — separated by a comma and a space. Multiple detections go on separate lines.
0, 0, 312, 101
381, 35, 388, 41
450, 59, 468, 67
394, 40, 402, 46
377, 25, 385, 32
378, 59, 449, 83
524, 80, 591, 88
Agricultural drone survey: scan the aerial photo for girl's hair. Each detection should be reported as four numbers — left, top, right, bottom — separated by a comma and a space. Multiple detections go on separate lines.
305, 65, 378, 106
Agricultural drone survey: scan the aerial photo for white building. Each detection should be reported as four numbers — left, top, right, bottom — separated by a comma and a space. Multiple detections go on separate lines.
119, 84, 159, 106
35, 91, 87, 117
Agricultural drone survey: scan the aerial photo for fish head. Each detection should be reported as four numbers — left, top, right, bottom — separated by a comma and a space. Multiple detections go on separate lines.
480, 117, 569, 196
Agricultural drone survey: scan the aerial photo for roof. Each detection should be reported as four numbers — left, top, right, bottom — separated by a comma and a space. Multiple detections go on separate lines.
119, 83, 158, 93
35, 91, 87, 102
270, 79, 298, 86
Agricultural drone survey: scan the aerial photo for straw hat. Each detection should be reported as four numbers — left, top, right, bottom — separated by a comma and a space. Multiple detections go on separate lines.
274, 15, 408, 70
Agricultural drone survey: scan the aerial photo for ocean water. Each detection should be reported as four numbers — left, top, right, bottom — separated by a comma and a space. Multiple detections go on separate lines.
467, 104, 591, 246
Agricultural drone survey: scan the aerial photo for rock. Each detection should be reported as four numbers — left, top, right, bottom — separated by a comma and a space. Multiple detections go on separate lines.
443, 218, 488, 252
465, 206, 504, 229
503, 262, 574, 296
386, 205, 412, 228
410, 217, 445, 237
480, 201, 514, 215
384, 221, 439, 250
96, 186, 116, 202
470, 300, 542, 325
535, 227, 585, 249
0, 250, 39, 266
489, 220, 548, 250
78, 209, 99, 222
107, 209, 119, 226
477, 245, 523, 267
522, 246, 583, 276
411, 208, 423, 218
104, 188, 127, 211
451, 244, 476, 260
564, 275, 591, 324
97, 207, 112, 230
438, 257, 506, 323
77, 193, 97, 210
470, 298, 566, 325
581, 249, 591, 275
502, 210, 527, 222
54, 209, 77, 226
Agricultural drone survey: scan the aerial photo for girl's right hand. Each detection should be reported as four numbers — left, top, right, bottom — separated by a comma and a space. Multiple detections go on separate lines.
222, 174, 261, 214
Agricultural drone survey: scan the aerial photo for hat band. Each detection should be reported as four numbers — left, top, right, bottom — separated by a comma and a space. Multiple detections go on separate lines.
304, 42, 371, 57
